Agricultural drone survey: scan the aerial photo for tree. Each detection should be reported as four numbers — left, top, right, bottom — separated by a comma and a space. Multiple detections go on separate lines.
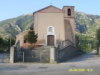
76, 33, 94, 53
24, 30, 37, 46
0, 37, 5, 52
96, 28, 100, 55
0, 37, 15, 53
96, 28, 100, 43
30, 23, 34, 30
5, 38, 15, 52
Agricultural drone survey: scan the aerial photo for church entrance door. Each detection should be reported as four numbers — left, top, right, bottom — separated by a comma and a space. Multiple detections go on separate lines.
47, 35, 54, 46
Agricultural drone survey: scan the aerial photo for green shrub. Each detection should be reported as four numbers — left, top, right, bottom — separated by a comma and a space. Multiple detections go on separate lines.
76, 34, 95, 53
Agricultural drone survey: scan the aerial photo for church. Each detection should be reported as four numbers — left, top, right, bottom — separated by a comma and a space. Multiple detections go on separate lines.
16, 5, 76, 47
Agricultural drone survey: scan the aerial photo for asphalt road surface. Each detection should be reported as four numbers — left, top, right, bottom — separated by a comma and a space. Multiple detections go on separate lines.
0, 50, 100, 75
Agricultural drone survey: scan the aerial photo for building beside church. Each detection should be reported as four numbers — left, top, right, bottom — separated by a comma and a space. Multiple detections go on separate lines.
16, 5, 76, 47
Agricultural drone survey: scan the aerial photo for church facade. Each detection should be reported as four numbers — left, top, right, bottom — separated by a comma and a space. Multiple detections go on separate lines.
33, 5, 76, 46
16, 5, 76, 47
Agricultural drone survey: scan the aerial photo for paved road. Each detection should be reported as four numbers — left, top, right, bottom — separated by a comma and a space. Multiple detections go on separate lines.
0, 50, 100, 75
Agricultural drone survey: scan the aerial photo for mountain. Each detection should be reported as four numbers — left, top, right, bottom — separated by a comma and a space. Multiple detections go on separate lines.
0, 14, 33, 38
0, 12, 100, 38
75, 11, 100, 36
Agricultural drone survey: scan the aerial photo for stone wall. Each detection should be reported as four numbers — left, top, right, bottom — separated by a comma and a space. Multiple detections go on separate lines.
14, 46, 51, 63
10, 45, 80, 63
0, 53, 9, 63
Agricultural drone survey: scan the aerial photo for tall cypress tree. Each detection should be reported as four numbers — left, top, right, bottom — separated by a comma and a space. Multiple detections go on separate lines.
24, 29, 37, 45
96, 28, 100, 55
96, 28, 100, 47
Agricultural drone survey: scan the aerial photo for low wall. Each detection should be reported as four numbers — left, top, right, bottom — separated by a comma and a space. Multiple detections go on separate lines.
11, 45, 80, 63
0, 53, 9, 63
14, 46, 51, 63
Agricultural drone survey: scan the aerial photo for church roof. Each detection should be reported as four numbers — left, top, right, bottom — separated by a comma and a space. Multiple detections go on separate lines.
33, 5, 63, 14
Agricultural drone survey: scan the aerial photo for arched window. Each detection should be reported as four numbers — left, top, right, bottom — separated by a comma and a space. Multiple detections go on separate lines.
49, 27, 53, 32
48, 26, 54, 33
68, 9, 71, 16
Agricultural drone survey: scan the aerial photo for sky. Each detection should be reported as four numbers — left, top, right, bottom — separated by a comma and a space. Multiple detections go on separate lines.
0, 0, 100, 21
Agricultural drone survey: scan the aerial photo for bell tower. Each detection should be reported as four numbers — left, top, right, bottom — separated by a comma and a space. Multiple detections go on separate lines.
63, 6, 76, 45
63, 6, 75, 18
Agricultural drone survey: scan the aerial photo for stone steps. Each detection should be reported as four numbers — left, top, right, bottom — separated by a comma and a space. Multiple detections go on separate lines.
57, 45, 79, 62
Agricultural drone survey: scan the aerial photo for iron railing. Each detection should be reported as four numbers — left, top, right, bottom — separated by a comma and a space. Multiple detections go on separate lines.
57, 40, 75, 50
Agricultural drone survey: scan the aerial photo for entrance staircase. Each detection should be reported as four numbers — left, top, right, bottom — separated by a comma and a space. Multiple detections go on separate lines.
56, 40, 82, 62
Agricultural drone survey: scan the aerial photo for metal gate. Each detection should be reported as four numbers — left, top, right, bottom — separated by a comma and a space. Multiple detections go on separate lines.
15, 47, 50, 63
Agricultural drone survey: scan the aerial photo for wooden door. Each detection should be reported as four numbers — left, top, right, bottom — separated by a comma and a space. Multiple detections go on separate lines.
47, 35, 54, 46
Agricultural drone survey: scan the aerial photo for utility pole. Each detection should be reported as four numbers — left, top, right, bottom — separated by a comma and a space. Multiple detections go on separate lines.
9, 34, 12, 50
10, 35, 11, 48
